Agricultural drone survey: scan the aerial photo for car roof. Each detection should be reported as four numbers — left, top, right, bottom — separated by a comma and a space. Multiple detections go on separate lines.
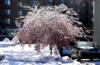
76, 41, 94, 49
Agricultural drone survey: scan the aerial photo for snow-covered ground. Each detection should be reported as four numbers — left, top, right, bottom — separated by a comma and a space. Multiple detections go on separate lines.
0, 39, 98, 65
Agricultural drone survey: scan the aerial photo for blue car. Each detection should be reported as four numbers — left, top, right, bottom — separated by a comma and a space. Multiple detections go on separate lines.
58, 46, 72, 57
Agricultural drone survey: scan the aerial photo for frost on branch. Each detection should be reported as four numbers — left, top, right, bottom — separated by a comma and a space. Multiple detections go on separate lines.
12, 4, 84, 53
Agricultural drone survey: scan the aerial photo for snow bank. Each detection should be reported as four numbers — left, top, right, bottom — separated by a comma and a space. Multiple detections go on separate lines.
0, 41, 96, 65
3, 38, 11, 42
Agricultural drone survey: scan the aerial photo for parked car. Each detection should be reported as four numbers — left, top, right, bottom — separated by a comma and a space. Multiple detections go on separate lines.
72, 41, 100, 61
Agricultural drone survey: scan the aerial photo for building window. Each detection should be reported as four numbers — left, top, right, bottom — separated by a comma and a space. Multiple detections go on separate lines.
49, 0, 53, 3
70, 0, 73, 5
5, 9, 11, 15
18, 2, 22, 6
18, 11, 22, 16
4, 0, 11, 6
61, 0, 64, 3
5, 18, 11, 24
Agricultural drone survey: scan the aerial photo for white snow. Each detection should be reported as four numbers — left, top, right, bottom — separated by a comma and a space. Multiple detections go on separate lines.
76, 41, 94, 49
3, 38, 11, 42
0, 41, 96, 65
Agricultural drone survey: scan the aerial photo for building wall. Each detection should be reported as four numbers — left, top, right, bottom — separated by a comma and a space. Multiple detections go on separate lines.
79, 0, 93, 29
94, 0, 100, 48
0, 0, 34, 40
0, 0, 4, 37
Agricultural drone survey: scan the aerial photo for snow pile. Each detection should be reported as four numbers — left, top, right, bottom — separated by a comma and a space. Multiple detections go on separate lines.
0, 56, 95, 65
0, 38, 16, 48
3, 38, 11, 42
0, 43, 51, 62
0, 41, 95, 65
0, 38, 12, 45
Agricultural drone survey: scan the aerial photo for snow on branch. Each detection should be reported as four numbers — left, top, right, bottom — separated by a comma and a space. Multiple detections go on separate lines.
12, 4, 84, 52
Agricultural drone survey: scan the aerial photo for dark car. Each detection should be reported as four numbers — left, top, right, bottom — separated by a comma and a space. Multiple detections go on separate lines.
73, 41, 100, 61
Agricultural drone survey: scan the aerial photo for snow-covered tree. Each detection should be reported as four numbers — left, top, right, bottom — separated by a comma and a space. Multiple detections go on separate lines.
12, 4, 83, 55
